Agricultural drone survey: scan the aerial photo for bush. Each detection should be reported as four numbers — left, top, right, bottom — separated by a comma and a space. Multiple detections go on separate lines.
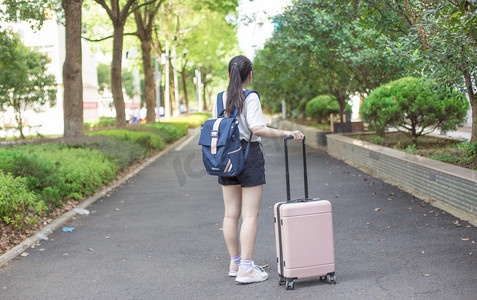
66, 137, 146, 169
87, 129, 165, 151
305, 95, 339, 123
84, 117, 116, 130
31, 144, 118, 200
0, 144, 118, 205
140, 123, 188, 143
361, 77, 469, 143
0, 173, 46, 228
168, 113, 210, 128
0, 148, 65, 207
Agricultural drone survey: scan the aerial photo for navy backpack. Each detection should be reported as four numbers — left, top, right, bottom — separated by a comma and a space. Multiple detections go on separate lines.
199, 90, 259, 177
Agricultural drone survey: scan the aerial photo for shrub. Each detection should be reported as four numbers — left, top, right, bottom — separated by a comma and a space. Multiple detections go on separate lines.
67, 137, 146, 169
84, 117, 116, 130
0, 144, 118, 205
305, 95, 339, 123
361, 77, 469, 144
0, 173, 46, 228
33, 145, 118, 200
168, 113, 210, 128
87, 129, 165, 151
0, 148, 64, 207
140, 123, 188, 143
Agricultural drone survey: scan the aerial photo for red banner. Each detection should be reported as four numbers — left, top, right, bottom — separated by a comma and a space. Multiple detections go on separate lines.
83, 102, 98, 110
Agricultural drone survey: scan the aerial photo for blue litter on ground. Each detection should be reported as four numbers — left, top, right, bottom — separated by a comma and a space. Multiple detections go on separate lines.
62, 227, 75, 232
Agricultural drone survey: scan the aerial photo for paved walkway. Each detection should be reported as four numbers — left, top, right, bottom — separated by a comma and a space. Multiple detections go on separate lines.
0, 130, 476, 299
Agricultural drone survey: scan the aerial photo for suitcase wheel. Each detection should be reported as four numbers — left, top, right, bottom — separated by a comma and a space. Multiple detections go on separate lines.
285, 279, 295, 290
279, 276, 286, 286
326, 273, 337, 284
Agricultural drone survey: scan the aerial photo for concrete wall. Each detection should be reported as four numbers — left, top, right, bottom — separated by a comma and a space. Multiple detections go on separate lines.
269, 118, 477, 224
327, 134, 477, 220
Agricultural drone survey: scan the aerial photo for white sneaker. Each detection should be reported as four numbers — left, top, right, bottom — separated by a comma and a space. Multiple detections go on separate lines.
235, 263, 268, 284
229, 261, 239, 277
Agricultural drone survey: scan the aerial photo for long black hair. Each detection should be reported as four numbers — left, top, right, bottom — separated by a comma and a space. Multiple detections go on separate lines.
225, 55, 253, 117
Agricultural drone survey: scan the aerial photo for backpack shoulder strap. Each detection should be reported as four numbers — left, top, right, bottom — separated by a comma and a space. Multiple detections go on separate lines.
241, 90, 260, 160
216, 92, 225, 118
244, 90, 260, 100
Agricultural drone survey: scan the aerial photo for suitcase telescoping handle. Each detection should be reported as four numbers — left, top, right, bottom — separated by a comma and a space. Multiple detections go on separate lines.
284, 136, 308, 202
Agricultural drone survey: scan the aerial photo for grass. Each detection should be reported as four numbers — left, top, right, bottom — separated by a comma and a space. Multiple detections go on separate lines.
351, 132, 477, 170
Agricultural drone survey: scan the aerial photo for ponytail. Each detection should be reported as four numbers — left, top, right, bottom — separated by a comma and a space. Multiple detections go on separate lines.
225, 55, 253, 117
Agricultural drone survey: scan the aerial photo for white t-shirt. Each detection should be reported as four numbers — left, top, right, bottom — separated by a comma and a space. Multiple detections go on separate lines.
212, 91, 266, 142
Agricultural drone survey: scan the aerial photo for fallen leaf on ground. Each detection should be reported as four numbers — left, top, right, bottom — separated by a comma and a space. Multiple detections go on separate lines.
63, 253, 69, 256
461, 238, 470, 241
422, 274, 430, 276
260, 264, 268, 268
374, 208, 380, 212
421, 251, 425, 254
21, 252, 29, 257
88, 248, 94, 251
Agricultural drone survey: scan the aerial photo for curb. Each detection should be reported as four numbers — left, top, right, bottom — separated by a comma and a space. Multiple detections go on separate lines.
0, 133, 192, 267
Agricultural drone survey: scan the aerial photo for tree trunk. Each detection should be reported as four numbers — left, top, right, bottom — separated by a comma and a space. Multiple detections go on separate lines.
112, 23, 127, 127
14, 102, 24, 139
169, 61, 176, 114
62, 0, 84, 138
202, 82, 208, 111
463, 69, 476, 144
133, 1, 164, 124
141, 37, 155, 123
181, 67, 189, 114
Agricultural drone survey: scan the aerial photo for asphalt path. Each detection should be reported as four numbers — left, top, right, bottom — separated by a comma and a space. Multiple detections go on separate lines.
1, 130, 476, 299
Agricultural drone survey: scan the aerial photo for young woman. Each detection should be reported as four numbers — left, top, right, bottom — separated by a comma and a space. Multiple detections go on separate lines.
212, 55, 304, 284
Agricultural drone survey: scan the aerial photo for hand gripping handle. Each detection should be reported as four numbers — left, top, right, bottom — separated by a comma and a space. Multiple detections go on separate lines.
284, 136, 308, 202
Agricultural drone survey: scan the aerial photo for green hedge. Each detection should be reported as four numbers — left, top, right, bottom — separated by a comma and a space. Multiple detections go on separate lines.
86, 129, 165, 151
67, 137, 146, 169
84, 117, 116, 130
0, 173, 45, 228
168, 113, 210, 128
0, 144, 118, 206
1, 120, 196, 229
140, 122, 188, 143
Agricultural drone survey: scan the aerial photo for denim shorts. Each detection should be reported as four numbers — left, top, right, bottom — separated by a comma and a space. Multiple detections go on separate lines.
218, 140, 266, 187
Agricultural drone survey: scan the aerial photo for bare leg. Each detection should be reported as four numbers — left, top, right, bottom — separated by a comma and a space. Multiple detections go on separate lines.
222, 184, 242, 257
240, 185, 263, 260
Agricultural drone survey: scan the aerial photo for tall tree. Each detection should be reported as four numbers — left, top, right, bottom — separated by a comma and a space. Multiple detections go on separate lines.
63, 0, 84, 138
0, 31, 57, 138
1, 0, 85, 138
94, 0, 140, 127
132, 0, 164, 123
254, 0, 404, 121
358, 0, 477, 143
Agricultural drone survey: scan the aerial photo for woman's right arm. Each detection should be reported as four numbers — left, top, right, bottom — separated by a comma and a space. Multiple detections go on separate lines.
251, 125, 304, 141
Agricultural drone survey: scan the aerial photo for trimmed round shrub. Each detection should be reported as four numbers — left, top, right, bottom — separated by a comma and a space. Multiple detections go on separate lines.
305, 95, 339, 123
361, 77, 469, 143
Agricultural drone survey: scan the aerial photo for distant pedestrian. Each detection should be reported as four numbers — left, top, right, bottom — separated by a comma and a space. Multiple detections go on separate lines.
213, 55, 304, 284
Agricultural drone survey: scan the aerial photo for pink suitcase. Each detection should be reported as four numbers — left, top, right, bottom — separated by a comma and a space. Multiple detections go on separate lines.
274, 136, 336, 290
